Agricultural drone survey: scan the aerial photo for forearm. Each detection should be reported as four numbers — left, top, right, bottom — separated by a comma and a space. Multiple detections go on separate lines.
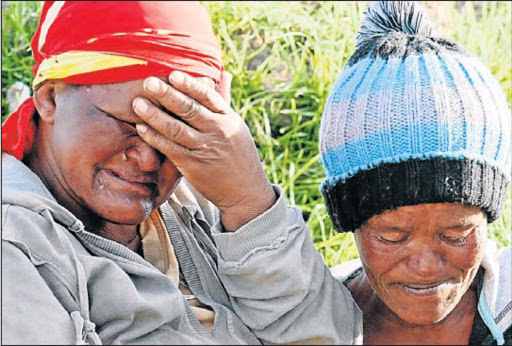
219, 170, 277, 232
212, 186, 362, 344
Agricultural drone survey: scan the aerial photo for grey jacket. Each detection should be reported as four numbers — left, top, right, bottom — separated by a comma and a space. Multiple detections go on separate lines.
1, 153, 362, 345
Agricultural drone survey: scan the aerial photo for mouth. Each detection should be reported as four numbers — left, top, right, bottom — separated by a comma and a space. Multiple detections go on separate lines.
99, 169, 156, 197
397, 280, 451, 296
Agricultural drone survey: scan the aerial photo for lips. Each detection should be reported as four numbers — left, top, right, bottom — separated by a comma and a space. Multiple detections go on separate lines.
397, 280, 451, 296
110, 169, 156, 184
99, 169, 156, 197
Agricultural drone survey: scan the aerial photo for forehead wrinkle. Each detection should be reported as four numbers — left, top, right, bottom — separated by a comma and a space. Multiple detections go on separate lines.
433, 204, 485, 223
367, 203, 485, 234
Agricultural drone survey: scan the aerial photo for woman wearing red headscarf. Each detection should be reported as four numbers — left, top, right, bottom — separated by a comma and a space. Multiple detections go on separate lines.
2, 1, 359, 345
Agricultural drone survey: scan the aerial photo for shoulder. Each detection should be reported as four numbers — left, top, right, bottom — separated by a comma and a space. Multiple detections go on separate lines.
495, 246, 511, 271
486, 246, 511, 296
482, 245, 512, 335
2, 202, 51, 240
494, 247, 511, 323
2, 202, 84, 283
330, 258, 363, 283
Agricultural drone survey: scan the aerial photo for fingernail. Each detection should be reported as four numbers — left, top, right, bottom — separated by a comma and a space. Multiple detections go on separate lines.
145, 78, 160, 93
133, 98, 148, 113
170, 71, 185, 84
136, 123, 148, 134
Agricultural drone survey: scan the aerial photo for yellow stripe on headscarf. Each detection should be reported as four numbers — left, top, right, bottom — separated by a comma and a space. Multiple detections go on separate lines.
33, 51, 148, 87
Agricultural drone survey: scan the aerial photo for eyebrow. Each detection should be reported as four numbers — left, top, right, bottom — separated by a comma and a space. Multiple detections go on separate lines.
441, 222, 474, 231
382, 226, 410, 232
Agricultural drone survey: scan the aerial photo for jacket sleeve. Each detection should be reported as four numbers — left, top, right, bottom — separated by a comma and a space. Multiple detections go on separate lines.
2, 240, 77, 345
211, 185, 363, 345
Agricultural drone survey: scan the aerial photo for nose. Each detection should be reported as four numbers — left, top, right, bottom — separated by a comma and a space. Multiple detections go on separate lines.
126, 138, 163, 172
406, 244, 446, 278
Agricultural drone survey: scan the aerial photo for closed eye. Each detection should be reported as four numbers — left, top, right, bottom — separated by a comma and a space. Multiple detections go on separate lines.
373, 226, 410, 245
373, 228, 409, 244
123, 120, 137, 129
377, 234, 409, 245
95, 106, 138, 131
439, 226, 476, 246
108, 113, 137, 132
440, 233, 468, 245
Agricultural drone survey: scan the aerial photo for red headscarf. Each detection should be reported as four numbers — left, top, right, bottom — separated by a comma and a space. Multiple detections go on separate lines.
2, 1, 224, 160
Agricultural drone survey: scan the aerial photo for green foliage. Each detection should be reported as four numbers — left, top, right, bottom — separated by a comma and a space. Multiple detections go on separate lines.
203, 1, 512, 267
1, 1, 41, 119
450, 1, 512, 103
2, 1, 511, 267
203, 1, 367, 266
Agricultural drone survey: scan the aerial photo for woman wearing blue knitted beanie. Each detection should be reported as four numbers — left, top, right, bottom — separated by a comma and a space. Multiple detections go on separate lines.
321, 1, 511, 345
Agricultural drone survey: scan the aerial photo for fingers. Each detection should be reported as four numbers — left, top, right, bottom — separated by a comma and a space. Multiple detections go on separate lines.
168, 71, 229, 114
135, 122, 189, 163
218, 71, 233, 104
133, 97, 203, 149
143, 76, 218, 129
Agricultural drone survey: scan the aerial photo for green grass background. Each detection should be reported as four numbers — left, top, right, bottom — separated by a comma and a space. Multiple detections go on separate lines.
2, 1, 511, 267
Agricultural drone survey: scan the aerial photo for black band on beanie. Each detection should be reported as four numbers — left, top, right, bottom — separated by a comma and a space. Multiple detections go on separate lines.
321, 157, 510, 232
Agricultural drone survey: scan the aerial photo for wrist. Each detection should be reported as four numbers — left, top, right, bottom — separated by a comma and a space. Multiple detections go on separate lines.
220, 184, 277, 232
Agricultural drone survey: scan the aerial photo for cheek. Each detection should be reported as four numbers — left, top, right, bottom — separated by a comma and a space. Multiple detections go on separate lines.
445, 230, 487, 273
52, 119, 88, 155
52, 122, 93, 181
53, 116, 126, 167
155, 161, 182, 200
356, 233, 404, 282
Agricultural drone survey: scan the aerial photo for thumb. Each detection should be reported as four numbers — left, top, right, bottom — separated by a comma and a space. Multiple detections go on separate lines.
218, 71, 232, 104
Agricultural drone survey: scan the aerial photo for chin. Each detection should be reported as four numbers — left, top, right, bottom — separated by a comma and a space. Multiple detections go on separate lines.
94, 199, 156, 225
393, 305, 451, 326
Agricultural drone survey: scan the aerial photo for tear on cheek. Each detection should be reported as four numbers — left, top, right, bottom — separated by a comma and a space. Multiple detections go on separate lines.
142, 200, 154, 217
93, 175, 109, 190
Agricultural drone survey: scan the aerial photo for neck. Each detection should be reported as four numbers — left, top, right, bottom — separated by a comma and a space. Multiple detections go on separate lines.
348, 273, 477, 345
89, 221, 142, 254
25, 125, 143, 254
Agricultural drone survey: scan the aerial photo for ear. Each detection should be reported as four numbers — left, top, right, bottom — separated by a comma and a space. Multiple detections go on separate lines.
353, 228, 363, 248
33, 81, 57, 124
218, 71, 232, 105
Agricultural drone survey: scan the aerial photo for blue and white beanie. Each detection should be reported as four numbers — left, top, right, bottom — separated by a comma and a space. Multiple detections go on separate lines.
319, 1, 511, 232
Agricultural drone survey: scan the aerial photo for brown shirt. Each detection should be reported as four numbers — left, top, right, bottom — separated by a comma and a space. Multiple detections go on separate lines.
139, 210, 215, 330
